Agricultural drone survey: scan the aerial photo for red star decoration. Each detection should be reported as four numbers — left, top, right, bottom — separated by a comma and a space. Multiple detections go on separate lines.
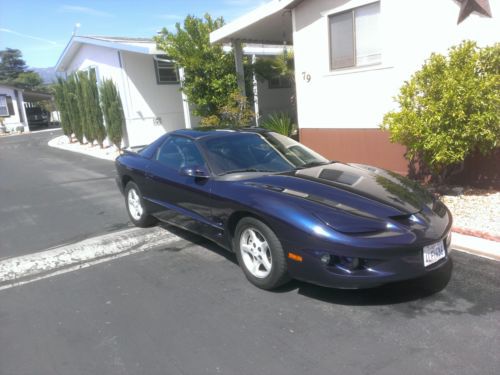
457, 0, 493, 24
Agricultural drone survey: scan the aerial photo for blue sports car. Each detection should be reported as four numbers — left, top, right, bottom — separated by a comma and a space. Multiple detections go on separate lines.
115, 128, 452, 290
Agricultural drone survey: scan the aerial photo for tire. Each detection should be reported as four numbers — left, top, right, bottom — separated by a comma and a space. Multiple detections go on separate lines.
124, 181, 157, 227
234, 217, 290, 290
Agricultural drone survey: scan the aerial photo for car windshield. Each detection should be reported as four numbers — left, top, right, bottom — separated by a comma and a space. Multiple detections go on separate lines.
201, 132, 330, 175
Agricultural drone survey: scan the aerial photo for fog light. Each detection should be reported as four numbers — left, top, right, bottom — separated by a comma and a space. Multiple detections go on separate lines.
320, 254, 331, 265
339, 256, 360, 270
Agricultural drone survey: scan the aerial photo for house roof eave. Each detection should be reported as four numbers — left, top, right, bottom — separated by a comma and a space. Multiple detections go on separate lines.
55, 35, 162, 73
210, 0, 304, 45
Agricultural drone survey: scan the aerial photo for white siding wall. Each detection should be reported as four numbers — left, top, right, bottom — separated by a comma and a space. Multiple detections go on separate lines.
65, 44, 188, 147
0, 86, 26, 131
292, 0, 500, 130
120, 51, 186, 146
66, 44, 123, 86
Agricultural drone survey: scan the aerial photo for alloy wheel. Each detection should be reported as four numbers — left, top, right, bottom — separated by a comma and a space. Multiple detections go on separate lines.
239, 227, 273, 278
127, 188, 143, 221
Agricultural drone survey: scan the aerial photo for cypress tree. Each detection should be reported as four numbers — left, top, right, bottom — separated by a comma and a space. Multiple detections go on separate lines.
66, 75, 84, 144
100, 79, 125, 150
76, 71, 94, 144
54, 78, 72, 140
88, 69, 106, 148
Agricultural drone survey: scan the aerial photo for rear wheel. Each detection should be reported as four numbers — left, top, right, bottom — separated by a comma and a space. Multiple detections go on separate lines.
125, 181, 157, 227
234, 217, 289, 290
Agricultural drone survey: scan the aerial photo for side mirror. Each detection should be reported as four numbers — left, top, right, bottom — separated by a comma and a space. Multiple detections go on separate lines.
179, 166, 210, 179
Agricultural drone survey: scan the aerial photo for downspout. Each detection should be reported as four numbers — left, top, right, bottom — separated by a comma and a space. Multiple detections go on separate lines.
252, 54, 260, 127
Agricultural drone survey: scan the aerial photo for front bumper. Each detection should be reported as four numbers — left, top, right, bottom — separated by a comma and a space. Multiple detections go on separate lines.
284, 232, 452, 289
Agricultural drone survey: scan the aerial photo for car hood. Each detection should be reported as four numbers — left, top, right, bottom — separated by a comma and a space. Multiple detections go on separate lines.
243, 162, 435, 219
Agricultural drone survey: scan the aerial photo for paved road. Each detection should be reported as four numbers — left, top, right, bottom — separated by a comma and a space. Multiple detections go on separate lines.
0, 130, 129, 259
0, 229, 499, 375
0, 131, 499, 374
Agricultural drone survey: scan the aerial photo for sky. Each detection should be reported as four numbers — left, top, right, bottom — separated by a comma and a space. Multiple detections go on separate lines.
0, 0, 269, 68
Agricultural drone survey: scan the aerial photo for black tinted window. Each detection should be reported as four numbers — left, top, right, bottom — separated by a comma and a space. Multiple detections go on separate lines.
155, 136, 205, 170
202, 133, 294, 175
200, 132, 330, 175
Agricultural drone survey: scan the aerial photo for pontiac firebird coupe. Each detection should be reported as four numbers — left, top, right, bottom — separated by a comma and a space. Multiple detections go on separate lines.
115, 128, 452, 290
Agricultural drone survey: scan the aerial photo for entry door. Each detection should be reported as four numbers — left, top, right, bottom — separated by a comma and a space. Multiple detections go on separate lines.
144, 135, 215, 237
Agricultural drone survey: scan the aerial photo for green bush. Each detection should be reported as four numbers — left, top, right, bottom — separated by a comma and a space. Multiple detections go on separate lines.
87, 69, 106, 147
155, 14, 241, 125
100, 79, 125, 150
76, 71, 94, 144
261, 112, 296, 136
66, 75, 84, 144
53, 77, 73, 140
381, 41, 500, 182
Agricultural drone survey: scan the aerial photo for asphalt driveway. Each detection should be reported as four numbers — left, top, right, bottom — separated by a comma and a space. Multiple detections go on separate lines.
0, 228, 499, 375
0, 130, 128, 259
0, 130, 499, 375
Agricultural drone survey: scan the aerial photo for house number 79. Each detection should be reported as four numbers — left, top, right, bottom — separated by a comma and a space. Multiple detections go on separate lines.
302, 72, 311, 82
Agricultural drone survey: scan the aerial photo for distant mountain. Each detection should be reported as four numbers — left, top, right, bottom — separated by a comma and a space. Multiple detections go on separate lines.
31, 67, 59, 84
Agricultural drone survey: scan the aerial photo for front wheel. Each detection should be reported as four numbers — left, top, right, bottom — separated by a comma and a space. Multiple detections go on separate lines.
234, 217, 289, 290
124, 181, 157, 227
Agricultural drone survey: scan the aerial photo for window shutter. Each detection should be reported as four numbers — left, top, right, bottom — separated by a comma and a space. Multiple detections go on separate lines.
0, 95, 14, 117
6, 96, 15, 116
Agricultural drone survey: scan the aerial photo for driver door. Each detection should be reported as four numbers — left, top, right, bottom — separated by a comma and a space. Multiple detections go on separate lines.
144, 135, 216, 238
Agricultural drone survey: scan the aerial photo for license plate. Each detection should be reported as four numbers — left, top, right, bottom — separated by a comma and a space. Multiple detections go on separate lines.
423, 241, 446, 267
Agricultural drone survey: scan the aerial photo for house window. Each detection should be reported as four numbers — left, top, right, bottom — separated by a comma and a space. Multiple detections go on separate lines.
329, 2, 381, 70
154, 56, 179, 84
0, 95, 9, 117
268, 75, 292, 89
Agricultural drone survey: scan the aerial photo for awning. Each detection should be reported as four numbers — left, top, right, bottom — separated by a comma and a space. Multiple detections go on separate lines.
210, 0, 304, 45
23, 90, 53, 102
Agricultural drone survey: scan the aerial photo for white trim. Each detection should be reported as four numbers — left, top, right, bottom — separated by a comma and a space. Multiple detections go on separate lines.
210, 0, 299, 43
323, 64, 393, 77
320, 0, 379, 17
56, 36, 161, 72
324, 0, 383, 73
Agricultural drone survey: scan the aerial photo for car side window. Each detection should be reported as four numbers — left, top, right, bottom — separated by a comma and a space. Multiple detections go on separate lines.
155, 136, 205, 170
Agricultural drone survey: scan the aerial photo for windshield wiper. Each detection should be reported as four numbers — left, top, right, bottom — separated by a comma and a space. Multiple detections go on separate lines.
219, 168, 275, 176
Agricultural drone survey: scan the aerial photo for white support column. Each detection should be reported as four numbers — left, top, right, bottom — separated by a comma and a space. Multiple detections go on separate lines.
178, 67, 192, 129
252, 54, 260, 127
232, 39, 246, 97
17, 90, 29, 132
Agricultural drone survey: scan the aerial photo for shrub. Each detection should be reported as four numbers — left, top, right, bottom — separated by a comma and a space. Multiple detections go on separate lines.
100, 79, 125, 150
155, 14, 240, 124
76, 71, 94, 144
261, 112, 296, 136
65, 75, 84, 144
381, 41, 500, 182
53, 78, 73, 140
87, 69, 106, 147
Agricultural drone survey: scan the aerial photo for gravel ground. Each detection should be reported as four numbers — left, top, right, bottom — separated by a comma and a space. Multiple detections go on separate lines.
48, 135, 119, 161
441, 190, 500, 237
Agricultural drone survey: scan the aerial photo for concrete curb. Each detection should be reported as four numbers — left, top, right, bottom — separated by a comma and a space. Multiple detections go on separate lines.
451, 231, 500, 261
0, 227, 181, 290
